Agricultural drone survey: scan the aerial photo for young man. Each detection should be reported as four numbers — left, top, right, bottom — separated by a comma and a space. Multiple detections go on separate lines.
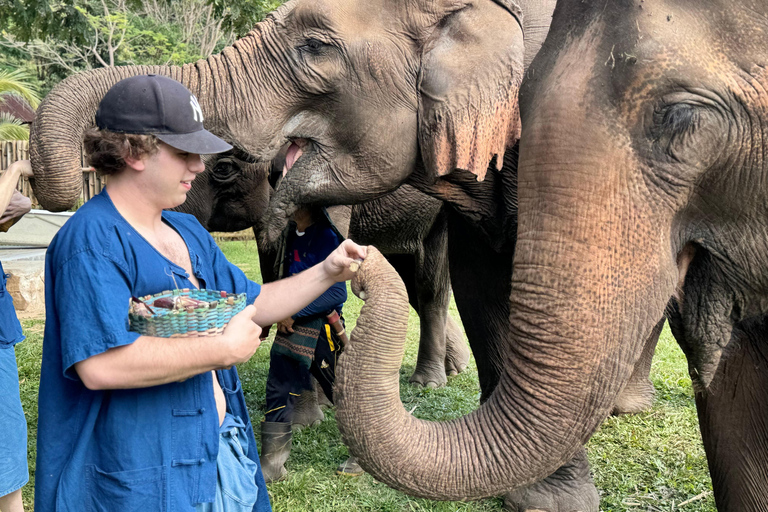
0, 159, 33, 512
261, 206, 362, 482
34, 75, 366, 512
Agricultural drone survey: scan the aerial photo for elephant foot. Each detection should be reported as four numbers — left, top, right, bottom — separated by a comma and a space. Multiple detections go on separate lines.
504, 449, 599, 512
409, 363, 448, 388
291, 389, 324, 432
444, 317, 469, 377
316, 384, 333, 409
612, 377, 655, 415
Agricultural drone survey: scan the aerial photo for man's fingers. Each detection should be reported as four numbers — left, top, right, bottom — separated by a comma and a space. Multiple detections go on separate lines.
240, 304, 257, 317
341, 239, 367, 260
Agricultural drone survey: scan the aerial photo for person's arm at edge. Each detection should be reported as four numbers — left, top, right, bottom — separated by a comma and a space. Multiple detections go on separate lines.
252, 239, 366, 327
0, 160, 31, 216
74, 303, 261, 390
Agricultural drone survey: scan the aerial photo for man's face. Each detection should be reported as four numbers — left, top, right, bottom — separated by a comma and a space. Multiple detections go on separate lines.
141, 142, 205, 209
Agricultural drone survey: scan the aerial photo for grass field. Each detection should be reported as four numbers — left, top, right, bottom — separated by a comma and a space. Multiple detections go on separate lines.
14, 239, 715, 511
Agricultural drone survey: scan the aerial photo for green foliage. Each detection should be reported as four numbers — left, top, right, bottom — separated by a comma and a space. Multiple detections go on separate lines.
0, 68, 41, 108
15, 240, 715, 511
0, 112, 29, 139
0, 0, 286, 93
122, 15, 202, 65
0, 0, 92, 43
209, 0, 284, 37
0, 68, 39, 139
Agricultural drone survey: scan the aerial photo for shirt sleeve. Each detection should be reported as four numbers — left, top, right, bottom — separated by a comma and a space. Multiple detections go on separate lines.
55, 251, 140, 381
293, 281, 347, 319
208, 236, 261, 303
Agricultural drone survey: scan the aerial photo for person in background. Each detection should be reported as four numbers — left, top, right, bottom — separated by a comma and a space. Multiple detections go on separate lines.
0, 159, 33, 512
260, 205, 363, 483
34, 74, 367, 512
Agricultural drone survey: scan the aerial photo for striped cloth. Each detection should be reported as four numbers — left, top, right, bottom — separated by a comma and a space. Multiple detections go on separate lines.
271, 317, 324, 368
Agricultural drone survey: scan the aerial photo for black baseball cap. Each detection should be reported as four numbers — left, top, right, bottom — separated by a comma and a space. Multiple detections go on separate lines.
95, 74, 232, 155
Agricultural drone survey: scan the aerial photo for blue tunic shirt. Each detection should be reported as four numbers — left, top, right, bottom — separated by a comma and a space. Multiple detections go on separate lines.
35, 189, 271, 512
0, 260, 24, 346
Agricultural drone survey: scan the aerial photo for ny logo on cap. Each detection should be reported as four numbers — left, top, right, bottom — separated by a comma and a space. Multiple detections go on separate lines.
190, 95, 204, 123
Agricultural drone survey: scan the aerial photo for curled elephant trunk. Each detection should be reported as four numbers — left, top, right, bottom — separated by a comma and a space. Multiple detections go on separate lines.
336, 191, 673, 500
337, 248, 587, 500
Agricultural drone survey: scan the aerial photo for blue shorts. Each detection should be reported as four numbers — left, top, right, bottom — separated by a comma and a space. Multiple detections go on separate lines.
196, 414, 261, 512
0, 344, 28, 496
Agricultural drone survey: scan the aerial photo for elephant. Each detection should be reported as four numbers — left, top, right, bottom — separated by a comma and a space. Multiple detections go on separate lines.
506, 0, 768, 509
27, 0, 662, 509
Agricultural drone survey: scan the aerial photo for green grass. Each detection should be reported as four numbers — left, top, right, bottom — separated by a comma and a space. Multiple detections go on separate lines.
14, 239, 714, 511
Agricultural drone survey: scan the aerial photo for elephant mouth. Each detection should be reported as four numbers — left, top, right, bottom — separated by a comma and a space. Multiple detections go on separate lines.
282, 139, 308, 178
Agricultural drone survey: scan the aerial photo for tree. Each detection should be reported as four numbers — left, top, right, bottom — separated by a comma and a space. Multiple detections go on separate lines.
0, 68, 40, 140
0, 0, 285, 93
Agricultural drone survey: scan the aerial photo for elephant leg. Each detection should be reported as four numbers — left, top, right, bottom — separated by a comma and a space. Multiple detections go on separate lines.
504, 447, 599, 512
612, 317, 664, 415
447, 207, 511, 400
693, 317, 768, 511
387, 251, 452, 388
415, 208, 469, 386
292, 382, 324, 432
444, 314, 469, 377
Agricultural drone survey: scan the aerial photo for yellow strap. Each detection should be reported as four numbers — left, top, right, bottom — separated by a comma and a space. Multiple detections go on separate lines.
265, 405, 286, 415
326, 324, 335, 351
289, 392, 300, 397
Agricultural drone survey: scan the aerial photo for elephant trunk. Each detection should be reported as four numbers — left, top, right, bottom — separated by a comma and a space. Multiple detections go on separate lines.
337, 154, 676, 498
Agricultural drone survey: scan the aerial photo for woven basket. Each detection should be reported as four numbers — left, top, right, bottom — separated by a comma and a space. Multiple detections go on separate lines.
129, 288, 247, 338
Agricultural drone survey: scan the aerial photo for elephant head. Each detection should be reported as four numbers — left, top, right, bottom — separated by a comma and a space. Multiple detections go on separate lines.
176, 151, 271, 232
29, 0, 546, 217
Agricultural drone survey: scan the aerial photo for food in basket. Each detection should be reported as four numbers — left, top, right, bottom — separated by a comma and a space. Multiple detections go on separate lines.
152, 295, 210, 310
128, 289, 246, 338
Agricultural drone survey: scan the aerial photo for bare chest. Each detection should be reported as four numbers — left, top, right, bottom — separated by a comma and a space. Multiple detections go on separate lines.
143, 224, 199, 287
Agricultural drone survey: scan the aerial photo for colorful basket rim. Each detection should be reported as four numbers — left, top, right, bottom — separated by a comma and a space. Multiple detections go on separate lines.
128, 288, 247, 338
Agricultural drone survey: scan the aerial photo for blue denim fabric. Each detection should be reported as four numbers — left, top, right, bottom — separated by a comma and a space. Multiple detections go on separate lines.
0, 344, 28, 496
35, 190, 269, 512
195, 414, 260, 512
0, 261, 24, 347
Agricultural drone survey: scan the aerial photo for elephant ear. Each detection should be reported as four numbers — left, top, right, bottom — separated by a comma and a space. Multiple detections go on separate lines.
418, 0, 524, 182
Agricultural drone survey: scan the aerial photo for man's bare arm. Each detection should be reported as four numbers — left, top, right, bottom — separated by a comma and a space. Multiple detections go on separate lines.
251, 239, 367, 327
75, 304, 261, 390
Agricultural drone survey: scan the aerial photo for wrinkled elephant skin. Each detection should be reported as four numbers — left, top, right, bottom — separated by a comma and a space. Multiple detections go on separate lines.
517, 0, 768, 509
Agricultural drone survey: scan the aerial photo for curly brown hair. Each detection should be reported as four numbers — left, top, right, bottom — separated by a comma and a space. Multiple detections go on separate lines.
83, 128, 160, 176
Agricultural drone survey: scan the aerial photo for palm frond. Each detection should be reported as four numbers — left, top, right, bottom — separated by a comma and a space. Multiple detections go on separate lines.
0, 112, 30, 140
0, 69, 41, 110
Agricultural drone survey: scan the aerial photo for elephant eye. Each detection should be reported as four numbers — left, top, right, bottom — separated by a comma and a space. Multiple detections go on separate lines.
211, 158, 240, 184
301, 37, 329, 54
648, 100, 727, 171
651, 104, 700, 158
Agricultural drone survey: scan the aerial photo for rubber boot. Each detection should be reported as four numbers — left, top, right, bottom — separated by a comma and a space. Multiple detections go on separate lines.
260, 421, 292, 483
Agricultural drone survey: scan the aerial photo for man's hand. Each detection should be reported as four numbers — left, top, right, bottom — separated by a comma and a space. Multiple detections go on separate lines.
10, 160, 34, 178
0, 160, 34, 231
0, 190, 32, 229
322, 239, 368, 282
277, 317, 294, 334
218, 303, 262, 367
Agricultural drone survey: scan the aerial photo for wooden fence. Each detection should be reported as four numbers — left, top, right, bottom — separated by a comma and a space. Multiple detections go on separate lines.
1, 140, 105, 209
